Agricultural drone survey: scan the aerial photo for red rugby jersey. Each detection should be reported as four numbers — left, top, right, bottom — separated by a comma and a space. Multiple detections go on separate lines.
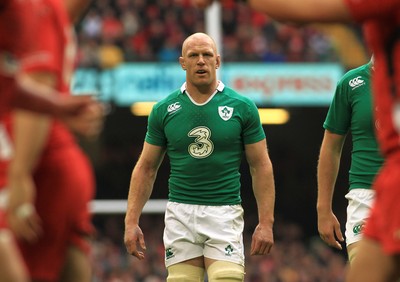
345, 0, 400, 159
0, 0, 37, 116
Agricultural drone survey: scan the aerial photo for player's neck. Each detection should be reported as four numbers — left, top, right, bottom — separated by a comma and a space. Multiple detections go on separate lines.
186, 81, 218, 104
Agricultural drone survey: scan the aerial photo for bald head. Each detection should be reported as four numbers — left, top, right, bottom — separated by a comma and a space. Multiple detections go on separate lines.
179, 32, 221, 95
181, 32, 218, 57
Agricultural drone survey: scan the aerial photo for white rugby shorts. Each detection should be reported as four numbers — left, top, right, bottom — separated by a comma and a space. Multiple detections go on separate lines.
344, 188, 375, 246
163, 202, 245, 268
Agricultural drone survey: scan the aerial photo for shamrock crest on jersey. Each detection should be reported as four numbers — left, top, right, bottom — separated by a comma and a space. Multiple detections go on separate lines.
218, 106, 234, 121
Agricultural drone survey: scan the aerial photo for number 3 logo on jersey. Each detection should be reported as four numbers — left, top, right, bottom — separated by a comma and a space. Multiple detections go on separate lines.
188, 126, 214, 159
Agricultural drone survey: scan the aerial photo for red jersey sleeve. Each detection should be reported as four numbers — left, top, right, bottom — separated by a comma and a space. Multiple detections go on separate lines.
21, 0, 62, 76
0, 0, 36, 58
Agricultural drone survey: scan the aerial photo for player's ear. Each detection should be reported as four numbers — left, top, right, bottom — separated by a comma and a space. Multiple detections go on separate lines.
179, 57, 186, 70
216, 54, 221, 69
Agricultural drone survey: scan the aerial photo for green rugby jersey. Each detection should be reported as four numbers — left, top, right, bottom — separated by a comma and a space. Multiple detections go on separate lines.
145, 82, 266, 205
324, 62, 384, 190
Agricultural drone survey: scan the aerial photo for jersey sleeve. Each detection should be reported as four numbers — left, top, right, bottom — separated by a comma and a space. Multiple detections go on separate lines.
344, 0, 400, 22
0, 0, 36, 58
242, 100, 266, 145
145, 104, 167, 147
20, 1, 61, 75
323, 78, 351, 135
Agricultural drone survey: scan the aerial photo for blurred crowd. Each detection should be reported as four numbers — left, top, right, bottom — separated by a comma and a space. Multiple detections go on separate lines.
76, 0, 344, 69
91, 214, 347, 282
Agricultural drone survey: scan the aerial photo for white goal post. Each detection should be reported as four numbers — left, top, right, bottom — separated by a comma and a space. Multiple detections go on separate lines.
90, 199, 168, 214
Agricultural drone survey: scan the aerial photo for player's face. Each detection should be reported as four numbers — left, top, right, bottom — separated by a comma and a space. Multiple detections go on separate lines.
180, 35, 220, 88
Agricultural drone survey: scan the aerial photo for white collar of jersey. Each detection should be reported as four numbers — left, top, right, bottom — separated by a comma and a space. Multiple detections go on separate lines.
180, 80, 225, 94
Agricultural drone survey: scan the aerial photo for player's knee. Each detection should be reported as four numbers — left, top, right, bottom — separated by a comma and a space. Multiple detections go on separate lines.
207, 261, 245, 282
167, 263, 205, 282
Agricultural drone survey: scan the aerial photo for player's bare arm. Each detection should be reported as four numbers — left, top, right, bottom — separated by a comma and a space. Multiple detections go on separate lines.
317, 130, 345, 249
6, 108, 50, 243
6, 71, 58, 242
245, 139, 275, 255
192, 0, 352, 23
14, 72, 105, 137
124, 142, 166, 259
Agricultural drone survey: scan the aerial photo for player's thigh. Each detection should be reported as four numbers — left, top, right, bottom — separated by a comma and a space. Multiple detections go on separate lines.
167, 257, 205, 282
0, 229, 29, 282
346, 241, 361, 264
346, 238, 399, 282
205, 258, 245, 282
59, 245, 91, 282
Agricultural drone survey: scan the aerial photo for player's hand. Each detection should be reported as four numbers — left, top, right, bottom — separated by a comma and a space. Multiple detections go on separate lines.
317, 211, 344, 250
124, 225, 146, 260
250, 223, 274, 255
8, 203, 42, 243
55, 95, 95, 117
62, 98, 106, 139
6, 174, 42, 243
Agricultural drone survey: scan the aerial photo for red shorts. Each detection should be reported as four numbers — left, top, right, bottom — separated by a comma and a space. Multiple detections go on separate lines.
364, 157, 400, 255
18, 145, 95, 281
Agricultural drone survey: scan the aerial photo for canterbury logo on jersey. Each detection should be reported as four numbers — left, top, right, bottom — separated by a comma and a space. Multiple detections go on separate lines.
349, 76, 365, 89
167, 102, 182, 114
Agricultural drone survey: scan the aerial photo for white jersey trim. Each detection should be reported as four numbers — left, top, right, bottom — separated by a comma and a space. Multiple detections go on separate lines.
180, 81, 226, 106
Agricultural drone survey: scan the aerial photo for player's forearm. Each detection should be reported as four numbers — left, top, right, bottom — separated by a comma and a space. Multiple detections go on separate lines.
13, 80, 61, 116
11, 110, 51, 174
13, 71, 64, 116
125, 166, 157, 226
317, 149, 341, 211
7, 166, 36, 211
246, 0, 352, 23
7, 111, 50, 212
251, 162, 275, 226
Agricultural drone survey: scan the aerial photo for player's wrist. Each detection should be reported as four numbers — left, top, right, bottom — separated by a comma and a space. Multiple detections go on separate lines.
14, 203, 35, 219
258, 215, 274, 226
316, 203, 333, 213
